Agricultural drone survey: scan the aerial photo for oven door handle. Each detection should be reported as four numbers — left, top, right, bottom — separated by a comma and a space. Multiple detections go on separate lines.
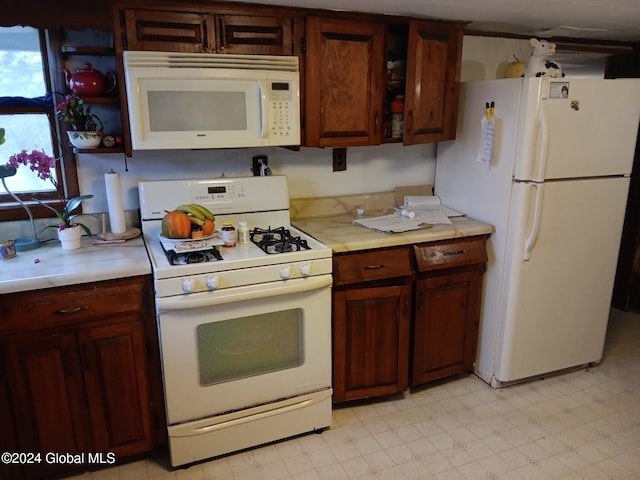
156, 275, 333, 312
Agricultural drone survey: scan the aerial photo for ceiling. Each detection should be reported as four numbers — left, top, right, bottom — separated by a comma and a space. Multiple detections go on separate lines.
226, 0, 640, 43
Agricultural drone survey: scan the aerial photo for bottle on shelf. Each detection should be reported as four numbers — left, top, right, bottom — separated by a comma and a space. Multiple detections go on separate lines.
390, 95, 405, 139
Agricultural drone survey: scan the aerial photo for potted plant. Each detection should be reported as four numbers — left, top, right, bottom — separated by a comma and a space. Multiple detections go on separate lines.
56, 94, 104, 149
4, 148, 93, 250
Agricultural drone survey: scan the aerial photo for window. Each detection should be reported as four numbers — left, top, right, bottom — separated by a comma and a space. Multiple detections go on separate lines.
0, 26, 65, 218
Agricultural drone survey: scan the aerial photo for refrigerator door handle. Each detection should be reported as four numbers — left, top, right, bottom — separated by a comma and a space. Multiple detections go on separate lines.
523, 182, 544, 261
533, 100, 550, 182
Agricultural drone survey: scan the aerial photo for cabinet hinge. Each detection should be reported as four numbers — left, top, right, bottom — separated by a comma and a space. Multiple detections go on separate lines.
300, 37, 306, 53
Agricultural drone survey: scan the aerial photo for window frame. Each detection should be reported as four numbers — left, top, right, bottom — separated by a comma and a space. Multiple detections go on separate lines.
0, 28, 80, 222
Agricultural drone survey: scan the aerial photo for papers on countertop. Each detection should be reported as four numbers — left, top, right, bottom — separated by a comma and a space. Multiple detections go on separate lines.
352, 196, 465, 234
353, 214, 432, 233
403, 195, 464, 217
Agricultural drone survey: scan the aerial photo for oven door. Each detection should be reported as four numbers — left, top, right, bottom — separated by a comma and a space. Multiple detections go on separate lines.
156, 275, 332, 425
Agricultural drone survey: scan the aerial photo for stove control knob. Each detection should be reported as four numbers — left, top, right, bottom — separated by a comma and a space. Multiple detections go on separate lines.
205, 276, 219, 290
182, 278, 197, 293
280, 266, 291, 280
300, 263, 312, 277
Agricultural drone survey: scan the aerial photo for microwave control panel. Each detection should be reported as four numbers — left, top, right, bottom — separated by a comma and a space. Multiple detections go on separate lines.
268, 81, 296, 139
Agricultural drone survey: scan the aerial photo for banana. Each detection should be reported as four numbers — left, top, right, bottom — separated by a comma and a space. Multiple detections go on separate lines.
176, 204, 205, 220
190, 203, 215, 221
187, 215, 205, 226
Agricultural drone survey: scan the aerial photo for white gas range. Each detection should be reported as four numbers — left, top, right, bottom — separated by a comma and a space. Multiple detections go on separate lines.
138, 176, 333, 467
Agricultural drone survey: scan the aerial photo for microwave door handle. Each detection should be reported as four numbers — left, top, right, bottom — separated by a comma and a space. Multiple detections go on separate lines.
258, 82, 267, 139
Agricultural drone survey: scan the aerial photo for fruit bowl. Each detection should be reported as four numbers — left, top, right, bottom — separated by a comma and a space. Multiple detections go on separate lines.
159, 233, 216, 242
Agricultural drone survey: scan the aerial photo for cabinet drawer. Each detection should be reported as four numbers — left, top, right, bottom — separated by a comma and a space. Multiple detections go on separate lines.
0, 276, 152, 334
414, 236, 488, 272
333, 247, 412, 286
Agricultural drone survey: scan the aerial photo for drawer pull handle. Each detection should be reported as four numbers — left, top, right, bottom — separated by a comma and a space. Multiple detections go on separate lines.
444, 249, 465, 256
364, 264, 386, 270
56, 306, 87, 315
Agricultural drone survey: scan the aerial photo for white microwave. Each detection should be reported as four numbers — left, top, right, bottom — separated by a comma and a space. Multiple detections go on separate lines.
123, 51, 300, 150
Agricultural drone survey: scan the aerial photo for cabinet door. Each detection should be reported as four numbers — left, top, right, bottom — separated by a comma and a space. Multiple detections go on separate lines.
0, 352, 21, 480
216, 14, 297, 55
3, 332, 92, 479
122, 9, 214, 52
305, 17, 385, 147
333, 284, 411, 402
403, 20, 463, 144
79, 320, 152, 457
412, 268, 483, 386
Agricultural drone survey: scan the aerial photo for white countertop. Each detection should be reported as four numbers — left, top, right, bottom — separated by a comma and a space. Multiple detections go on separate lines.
290, 190, 494, 253
0, 236, 151, 295
293, 213, 494, 253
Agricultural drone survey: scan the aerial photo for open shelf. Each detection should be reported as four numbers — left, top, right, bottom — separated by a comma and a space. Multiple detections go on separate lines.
61, 46, 115, 56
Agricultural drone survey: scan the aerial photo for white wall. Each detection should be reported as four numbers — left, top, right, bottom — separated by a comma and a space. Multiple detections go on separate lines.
460, 36, 532, 82
78, 143, 436, 213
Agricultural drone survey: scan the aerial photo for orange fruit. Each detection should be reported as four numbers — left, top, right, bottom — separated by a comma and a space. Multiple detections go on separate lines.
202, 219, 215, 236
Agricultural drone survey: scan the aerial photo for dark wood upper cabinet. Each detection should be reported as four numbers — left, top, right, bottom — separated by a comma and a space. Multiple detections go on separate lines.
121, 9, 215, 53
119, 7, 300, 56
305, 15, 464, 147
305, 16, 386, 147
217, 14, 297, 55
403, 20, 463, 144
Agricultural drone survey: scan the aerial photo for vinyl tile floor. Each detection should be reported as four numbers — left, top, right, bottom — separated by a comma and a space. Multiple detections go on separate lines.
63, 308, 640, 480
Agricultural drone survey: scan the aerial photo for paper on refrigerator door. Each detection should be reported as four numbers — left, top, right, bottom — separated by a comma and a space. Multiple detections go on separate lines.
477, 116, 495, 165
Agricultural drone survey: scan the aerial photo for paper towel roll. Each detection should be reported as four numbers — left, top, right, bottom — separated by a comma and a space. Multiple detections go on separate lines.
105, 171, 126, 234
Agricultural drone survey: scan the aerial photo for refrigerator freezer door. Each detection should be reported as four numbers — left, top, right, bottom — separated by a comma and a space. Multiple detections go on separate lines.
495, 176, 630, 384
514, 78, 640, 181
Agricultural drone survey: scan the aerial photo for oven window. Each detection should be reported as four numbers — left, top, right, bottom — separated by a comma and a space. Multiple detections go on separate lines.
196, 309, 303, 385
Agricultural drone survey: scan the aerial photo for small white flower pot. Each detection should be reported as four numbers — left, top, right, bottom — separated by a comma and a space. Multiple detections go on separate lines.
58, 225, 82, 250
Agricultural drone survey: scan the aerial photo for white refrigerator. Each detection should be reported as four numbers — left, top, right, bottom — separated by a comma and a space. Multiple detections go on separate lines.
435, 77, 640, 387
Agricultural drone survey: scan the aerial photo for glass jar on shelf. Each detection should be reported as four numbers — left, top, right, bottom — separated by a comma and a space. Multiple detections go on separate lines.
390, 95, 405, 139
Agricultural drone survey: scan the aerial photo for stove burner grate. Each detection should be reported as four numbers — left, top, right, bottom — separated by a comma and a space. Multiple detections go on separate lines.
160, 241, 223, 265
250, 226, 311, 254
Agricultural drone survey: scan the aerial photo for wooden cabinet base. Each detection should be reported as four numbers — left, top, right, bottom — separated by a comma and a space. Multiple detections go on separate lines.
333, 284, 411, 402
0, 276, 164, 480
332, 236, 489, 403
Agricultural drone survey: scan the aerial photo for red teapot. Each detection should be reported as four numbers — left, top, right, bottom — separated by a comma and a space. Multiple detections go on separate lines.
63, 63, 116, 97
